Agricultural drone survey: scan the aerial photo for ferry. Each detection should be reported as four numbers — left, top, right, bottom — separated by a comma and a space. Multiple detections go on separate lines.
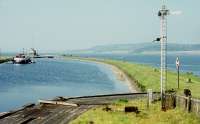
12, 54, 32, 64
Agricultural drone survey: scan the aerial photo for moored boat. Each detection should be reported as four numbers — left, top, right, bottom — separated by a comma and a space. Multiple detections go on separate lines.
12, 54, 32, 64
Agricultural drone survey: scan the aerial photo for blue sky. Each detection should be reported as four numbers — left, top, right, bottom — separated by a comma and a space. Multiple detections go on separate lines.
0, 0, 199, 52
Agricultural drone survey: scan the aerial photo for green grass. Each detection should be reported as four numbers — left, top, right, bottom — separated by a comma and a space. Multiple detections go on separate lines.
102, 59, 200, 98
66, 57, 200, 124
64, 57, 200, 98
70, 99, 200, 124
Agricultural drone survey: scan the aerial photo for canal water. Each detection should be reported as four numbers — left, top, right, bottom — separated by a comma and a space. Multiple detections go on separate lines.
0, 59, 129, 112
1, 54, 199, 112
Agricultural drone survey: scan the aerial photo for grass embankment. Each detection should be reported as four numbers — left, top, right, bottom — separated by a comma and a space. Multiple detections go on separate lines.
101, 59, 200, 98
66, 57, 200, 98
70, 99, 200, 124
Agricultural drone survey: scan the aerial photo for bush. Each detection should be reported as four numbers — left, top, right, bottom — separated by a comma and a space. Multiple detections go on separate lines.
118, 99, 129, 103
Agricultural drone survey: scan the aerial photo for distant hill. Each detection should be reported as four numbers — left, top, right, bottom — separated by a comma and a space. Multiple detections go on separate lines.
67, 43, 200, 55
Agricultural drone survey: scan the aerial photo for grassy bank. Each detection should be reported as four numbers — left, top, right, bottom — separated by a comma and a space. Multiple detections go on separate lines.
66, 57, 200, 123
65, 57, 200, 98
101, 59, 200, 98
70, 99, 200, 124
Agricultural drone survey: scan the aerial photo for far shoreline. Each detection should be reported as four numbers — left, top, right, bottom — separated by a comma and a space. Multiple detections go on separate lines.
0, 57, 11, 64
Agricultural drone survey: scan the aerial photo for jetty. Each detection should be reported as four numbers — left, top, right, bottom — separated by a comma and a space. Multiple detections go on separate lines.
0, 93, 157, 124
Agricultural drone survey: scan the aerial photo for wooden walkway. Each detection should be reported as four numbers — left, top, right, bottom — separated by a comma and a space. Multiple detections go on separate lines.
0, 93, 152, 124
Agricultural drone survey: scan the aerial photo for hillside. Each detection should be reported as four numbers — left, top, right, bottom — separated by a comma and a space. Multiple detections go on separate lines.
67, 43, 200, 55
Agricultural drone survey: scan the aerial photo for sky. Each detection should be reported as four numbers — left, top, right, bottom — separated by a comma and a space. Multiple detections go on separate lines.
0, 0, 199, 52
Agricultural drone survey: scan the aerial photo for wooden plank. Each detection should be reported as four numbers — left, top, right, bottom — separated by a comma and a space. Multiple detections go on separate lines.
34, 106, 75, 124
38, 100, 78, 107
59, 105, 95, 124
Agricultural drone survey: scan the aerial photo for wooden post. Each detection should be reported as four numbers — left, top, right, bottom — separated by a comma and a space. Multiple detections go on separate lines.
187, 96, 191, 112
184, 89, 192, 112
196, 103, 199, 115
147, 89, 153, 108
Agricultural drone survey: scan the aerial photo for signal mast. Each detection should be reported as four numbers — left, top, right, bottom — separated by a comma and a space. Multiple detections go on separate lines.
158, 0, 170, 110
154, 0, 181, 110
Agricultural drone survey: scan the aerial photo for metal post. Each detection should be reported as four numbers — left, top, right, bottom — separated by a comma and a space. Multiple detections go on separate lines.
177, 66, 180, 89
158, 4, 169, 111
176, 57, 180, 89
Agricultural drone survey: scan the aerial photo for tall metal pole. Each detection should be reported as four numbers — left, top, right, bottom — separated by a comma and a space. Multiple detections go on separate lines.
158, 4, 169, 110
177, 66, 179, 89
176, 57, 180, 89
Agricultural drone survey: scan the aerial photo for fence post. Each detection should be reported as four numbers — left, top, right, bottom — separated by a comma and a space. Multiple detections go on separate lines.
185, 98, 187, 110
147, 89, 153, 108
173, 93, 176, 108
197, 103, 199, 115
184, 89, 191, 111
187, 96, 191, 113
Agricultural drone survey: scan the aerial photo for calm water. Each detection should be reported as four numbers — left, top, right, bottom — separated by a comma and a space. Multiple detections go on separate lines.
0, 59, 129, 112
1, 54, 199, 112
80, 54, 200, 76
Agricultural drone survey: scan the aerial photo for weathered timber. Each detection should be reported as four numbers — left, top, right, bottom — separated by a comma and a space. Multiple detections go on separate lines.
38, 100, 78, 107
0, 93, 159, 124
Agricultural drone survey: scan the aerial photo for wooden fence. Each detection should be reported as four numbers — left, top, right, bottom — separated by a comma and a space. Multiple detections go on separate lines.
164, 93, 200, 117
176, 95, 200, 117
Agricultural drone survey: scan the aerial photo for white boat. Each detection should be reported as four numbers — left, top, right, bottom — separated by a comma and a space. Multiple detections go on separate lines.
12, 54, 32, 64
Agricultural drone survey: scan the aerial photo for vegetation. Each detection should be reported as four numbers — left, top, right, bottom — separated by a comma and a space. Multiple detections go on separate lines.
0, 57, 11, 64
65, 57, 200, 98
67, 57, 200, 124
102, 59, 200, 98
70, 99, 200, 124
